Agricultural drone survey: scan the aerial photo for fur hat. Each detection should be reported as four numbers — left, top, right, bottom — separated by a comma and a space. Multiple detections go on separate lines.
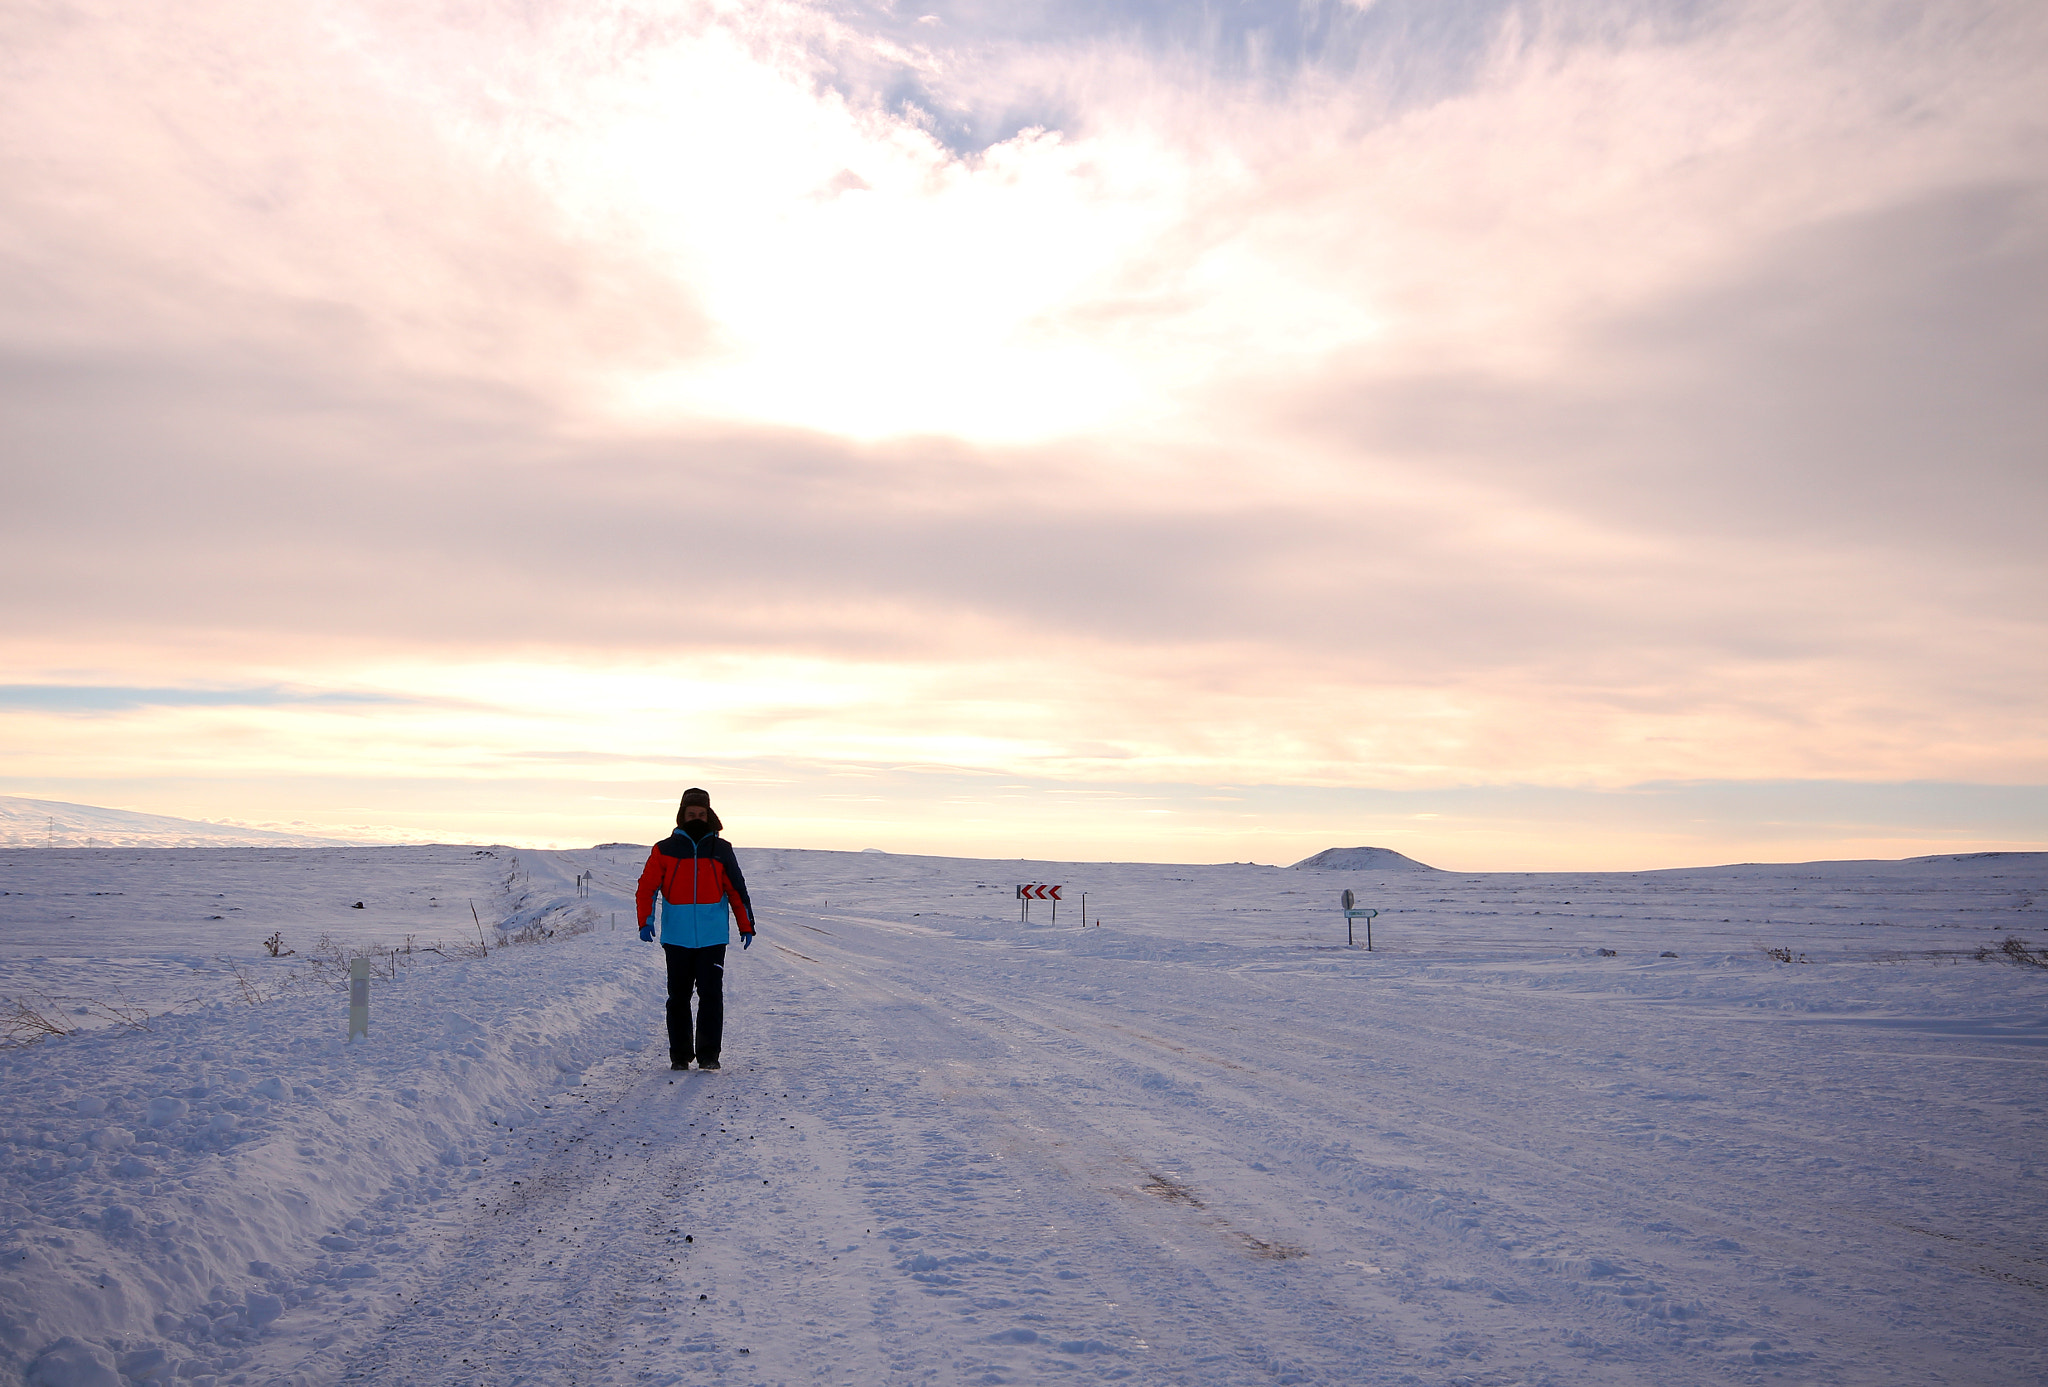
676, 787, 723, 832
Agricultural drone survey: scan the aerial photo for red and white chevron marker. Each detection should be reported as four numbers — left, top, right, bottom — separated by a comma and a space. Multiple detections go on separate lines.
1016, 884, 1066, 924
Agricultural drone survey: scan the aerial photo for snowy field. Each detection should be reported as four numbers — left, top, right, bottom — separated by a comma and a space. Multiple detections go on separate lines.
0, 844, 2044, 1387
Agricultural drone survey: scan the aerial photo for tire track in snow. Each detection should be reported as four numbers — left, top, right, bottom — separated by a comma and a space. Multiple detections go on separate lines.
774, 906, 1969, 1385
320, 866, 2038, 1387
752, 916, 1441, 1385
328, 1035, 887, 1385
328, 921, 1420, 1385
845, 924, 2038, 1386
905, 961, 1748, 1382
767, 906, 1669, 1383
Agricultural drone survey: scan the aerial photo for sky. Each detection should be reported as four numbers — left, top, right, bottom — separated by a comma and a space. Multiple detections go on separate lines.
2, 0, 2044, 868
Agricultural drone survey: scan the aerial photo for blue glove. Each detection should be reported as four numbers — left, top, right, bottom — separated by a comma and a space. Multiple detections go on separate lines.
639, 923, 655, 942
741, 932, 753, 950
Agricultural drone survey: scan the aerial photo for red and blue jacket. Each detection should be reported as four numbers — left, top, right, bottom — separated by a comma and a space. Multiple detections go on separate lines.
635, 830, 756, 948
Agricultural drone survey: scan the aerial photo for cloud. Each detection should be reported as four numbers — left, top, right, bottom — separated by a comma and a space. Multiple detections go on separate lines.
1, 0, 2043, 856
0, 686, 405, 713
1292, 182, 2048, 556
0, 1, 713, 397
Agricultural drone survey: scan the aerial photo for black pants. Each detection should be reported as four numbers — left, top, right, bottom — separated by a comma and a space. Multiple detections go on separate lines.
662, 943, 726, 1064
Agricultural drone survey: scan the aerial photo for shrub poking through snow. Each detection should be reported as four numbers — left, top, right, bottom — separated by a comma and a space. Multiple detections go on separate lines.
1, 993, 78, 1045
1980, 936, 2047, 968
1762, 947, 1811, 964
2, 990, 151, 1046
224, 960, 274, 1005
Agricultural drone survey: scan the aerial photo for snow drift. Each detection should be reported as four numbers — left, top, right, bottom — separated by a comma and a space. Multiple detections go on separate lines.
0, 848, 656, 1386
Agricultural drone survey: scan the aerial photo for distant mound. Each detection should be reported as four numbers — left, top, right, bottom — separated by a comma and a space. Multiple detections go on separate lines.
1662, 850, 2048, 876
1291, 845, 1440, 872
1904, 851, 2048, 866
0, 794, 350, 848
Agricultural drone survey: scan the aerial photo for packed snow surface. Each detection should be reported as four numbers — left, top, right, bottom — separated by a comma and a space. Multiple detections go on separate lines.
0, 844, 2045, 1386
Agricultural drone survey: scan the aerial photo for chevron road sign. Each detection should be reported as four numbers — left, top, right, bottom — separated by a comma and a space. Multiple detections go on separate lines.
1016, 883, 1065, 924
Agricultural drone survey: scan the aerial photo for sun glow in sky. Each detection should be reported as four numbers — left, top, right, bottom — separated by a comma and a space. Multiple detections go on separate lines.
2, 0, 2044, 866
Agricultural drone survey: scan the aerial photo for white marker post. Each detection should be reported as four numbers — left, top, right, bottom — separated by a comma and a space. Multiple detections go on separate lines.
348, 957, 370, 1041
1341, 889, 1379, 951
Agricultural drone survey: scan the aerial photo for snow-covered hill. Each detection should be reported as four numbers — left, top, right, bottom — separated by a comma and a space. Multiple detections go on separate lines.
0, 844, 2044, 1385
0, 795, 351, 848
1291, 844, 1441, 871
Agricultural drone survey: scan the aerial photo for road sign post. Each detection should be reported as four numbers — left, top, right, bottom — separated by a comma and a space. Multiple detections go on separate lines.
1340, 889, 1379, 950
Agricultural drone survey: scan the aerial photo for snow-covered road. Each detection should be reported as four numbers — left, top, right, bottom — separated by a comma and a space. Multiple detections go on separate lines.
2, 844, 2044, 1385
339, 848, 2048, 1385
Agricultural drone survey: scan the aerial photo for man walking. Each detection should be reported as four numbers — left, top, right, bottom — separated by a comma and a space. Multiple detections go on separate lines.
635, 788, 756, 1070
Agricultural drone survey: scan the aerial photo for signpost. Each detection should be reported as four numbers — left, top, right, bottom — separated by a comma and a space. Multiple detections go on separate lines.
1016, 884, 1063, 924
348, 957, 370, 1041
1340, 888, 1379, 951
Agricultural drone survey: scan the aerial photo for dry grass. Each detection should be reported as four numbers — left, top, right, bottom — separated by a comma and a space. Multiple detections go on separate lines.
1980, 936, 2047, 969
1, 990, 152, 1047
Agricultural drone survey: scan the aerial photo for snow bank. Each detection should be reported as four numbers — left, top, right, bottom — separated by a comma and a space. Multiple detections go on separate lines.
0, 918, 660, 1385
0, 845, 539, 1028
